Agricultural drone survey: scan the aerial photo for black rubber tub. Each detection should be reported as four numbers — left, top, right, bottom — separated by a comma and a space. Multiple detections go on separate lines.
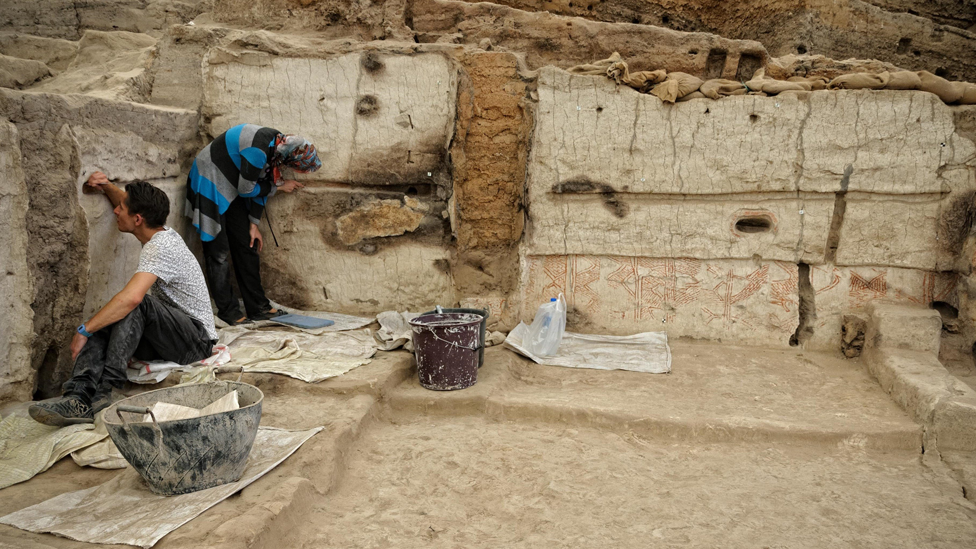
104, 380, 263, 496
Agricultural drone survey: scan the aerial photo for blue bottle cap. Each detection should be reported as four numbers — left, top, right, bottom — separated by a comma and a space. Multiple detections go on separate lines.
550, 298, 557, 301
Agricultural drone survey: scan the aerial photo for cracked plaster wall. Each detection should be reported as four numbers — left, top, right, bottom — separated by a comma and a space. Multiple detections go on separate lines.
202, 49, 459, 313
524, 67, 976, 348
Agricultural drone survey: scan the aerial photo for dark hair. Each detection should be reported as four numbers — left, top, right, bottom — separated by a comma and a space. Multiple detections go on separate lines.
124, 181, 170, 228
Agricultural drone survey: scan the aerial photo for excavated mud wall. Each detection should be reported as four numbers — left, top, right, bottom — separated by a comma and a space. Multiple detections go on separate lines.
0, 90, 198, 401
1, 0, 976, 401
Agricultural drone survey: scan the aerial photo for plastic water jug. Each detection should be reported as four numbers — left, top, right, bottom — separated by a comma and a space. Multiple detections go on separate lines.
524, 293, 566, 357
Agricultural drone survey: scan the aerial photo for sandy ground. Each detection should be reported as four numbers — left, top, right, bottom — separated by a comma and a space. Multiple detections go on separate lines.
0, 344, 974, 548
305, 418, 976, 549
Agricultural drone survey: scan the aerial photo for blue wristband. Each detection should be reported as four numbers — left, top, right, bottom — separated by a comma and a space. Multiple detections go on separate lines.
77, 324, 93, 338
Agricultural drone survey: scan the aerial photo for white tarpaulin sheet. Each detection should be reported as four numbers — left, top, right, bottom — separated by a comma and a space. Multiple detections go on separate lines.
216, 327, 378, 383
0, 406, 108, 489
504, 323, 672, 374
0, 426, 322, 548
374, 311, 421, 351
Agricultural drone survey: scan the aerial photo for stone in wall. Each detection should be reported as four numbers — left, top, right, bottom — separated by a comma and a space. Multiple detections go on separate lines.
0, 89, 198, 396
203, 50, 457, 187
0, 120, 33, 405
806, 264, 958, 350
520, 255, 800, 347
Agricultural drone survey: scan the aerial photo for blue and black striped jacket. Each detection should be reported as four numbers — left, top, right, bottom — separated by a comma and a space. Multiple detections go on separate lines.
185, 123, 280, 241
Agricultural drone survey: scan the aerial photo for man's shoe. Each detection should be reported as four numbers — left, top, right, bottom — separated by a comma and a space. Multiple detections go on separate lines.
29, 396, 94, 427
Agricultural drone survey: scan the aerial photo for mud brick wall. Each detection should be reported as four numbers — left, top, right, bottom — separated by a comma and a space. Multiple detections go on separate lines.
202, 48, 459, 314
521, 67, 976, 348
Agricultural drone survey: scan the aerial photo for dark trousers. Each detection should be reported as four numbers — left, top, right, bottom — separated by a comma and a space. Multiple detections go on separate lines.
201, 197, 272, 323
63, 295, 214, 405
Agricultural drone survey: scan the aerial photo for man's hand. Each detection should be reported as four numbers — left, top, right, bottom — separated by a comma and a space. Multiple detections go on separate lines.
71, 333, 88, 361
85, 171, 110, 193
249, 223, 264, 252
278, 180, 304, 193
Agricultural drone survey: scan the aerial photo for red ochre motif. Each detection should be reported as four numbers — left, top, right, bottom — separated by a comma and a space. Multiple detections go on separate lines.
812, 265, 958, 311
525, 256, 797, 330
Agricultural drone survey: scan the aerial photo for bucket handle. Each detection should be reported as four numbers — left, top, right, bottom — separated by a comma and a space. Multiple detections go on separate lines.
213, 364, 244, 382
426, 330, 483, 352
116, 405, 163, 446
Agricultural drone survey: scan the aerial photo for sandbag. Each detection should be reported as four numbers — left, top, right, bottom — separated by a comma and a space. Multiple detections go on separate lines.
607, 61, 666, 92
699, 79, 745, 99
745, 68, 807, 95
650, 72, 704, 103
960, 83, 976, 105
676, 90, 707, 102
885, 71, 922, 90
788, 76, 829, 90
917, 71, 964, 103
567, 52, 623, 76
828, 72, 889, 90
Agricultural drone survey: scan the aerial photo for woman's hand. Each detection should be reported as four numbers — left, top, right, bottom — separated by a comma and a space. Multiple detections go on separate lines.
278, 179, 305, 193
249, 223, 264, 253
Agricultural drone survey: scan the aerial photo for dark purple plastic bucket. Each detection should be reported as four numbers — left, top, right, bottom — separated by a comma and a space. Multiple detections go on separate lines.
409, 313, 483, 390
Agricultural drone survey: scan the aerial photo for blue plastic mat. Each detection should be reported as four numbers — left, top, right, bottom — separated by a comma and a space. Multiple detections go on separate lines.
269, 314, 335, 329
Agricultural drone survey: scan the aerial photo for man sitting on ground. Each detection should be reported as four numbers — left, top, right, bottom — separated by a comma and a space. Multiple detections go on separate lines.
29, 172, 218, 427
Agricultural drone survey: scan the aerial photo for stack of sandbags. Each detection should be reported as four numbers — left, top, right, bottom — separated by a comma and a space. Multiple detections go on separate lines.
744, 68, 809, 94
699, 79, 746, 99
650, 72, 705, 103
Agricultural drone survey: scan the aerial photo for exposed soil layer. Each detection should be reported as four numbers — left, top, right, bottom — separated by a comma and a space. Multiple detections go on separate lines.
1, 346, 974, 548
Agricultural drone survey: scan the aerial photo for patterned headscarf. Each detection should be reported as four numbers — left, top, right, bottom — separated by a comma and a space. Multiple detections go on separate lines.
269, 134, 322, 185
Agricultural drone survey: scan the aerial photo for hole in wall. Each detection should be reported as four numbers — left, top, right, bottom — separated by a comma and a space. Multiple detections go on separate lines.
790, 263, 816, 347
631, 17, 641, 24
406, 186, 418, 195
749, 114, 759, 123
932, 301, 958, 319
796, 44, 807, 54
661, 13, 671, 24
734, 215, 773, 233
734, 53, 762, 81
356, 95, 379, 116
596, 107, 603, 113
33, 344, 60, 400
705, 48, 728, 79
935, 67, 949, 78
896, 37, 912, 55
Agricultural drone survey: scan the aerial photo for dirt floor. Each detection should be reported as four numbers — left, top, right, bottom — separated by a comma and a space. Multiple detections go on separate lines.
1, 344, 975, 548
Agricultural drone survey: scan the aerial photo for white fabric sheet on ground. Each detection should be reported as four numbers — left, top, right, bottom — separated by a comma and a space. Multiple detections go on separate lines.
0, 426, 322, 548
504, 322, 672, 374
374, 311, 421, 351
0, 406, 108, 489
126, 345, 232, 384
216, 327, 378, 383
70, 410, 127, 470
